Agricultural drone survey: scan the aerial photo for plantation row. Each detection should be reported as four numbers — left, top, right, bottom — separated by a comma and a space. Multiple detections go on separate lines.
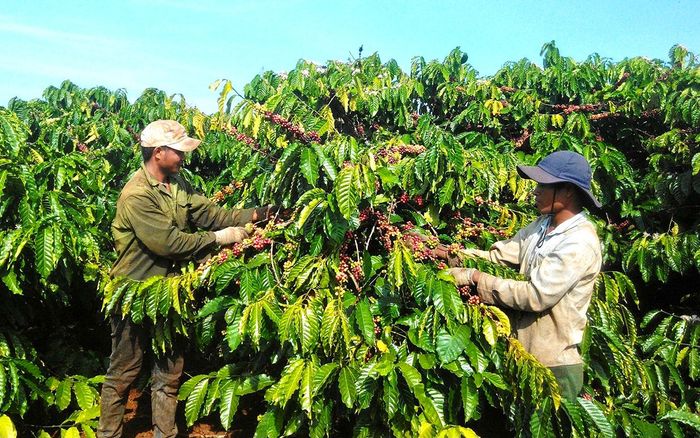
0, 43, 698, 436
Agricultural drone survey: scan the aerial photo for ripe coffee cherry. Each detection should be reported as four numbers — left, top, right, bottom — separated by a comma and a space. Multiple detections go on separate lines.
231, 243, 243, 257
260, 110, 320, 143
377, 144, 426, 164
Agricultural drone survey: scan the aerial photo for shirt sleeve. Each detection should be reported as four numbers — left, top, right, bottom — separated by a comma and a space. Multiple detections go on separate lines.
122, 193, 217, 260
460, 228, 524, 268
187, 191, 259, 230
475, 238, 596, 312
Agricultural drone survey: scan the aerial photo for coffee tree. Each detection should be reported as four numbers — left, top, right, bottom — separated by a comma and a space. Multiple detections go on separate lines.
1, 43, 699, 436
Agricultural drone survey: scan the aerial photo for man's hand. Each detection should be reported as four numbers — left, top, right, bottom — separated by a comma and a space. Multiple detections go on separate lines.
433, 243, 450, 260
253, 206, 293, 222
447, 267, 478, 286
406, 233, 463, 266
214, 227, 249, 245
269, 206, 294, 220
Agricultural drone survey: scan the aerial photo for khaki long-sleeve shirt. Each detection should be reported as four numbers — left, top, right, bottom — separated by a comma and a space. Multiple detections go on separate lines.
464, 213, 602, 367
110, 165, 258, 281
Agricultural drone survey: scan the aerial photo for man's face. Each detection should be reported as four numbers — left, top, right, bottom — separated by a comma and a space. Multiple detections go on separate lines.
156, 146, 185, 175
532, 182, 563, 215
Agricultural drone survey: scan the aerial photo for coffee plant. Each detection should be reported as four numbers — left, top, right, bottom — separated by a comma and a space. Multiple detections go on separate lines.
1, 43, 699, 436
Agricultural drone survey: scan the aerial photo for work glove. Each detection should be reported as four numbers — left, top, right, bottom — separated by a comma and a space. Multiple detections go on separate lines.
447, 267, 477, 286
214, 226, 249, 245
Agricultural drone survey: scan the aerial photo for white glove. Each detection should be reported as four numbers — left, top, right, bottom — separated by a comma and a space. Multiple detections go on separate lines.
214, 227, 249, 245
447, 268, 477, 286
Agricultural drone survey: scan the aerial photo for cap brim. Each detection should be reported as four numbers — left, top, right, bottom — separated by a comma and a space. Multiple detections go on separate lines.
167, 137, 201, 152
517, 165, 564, 184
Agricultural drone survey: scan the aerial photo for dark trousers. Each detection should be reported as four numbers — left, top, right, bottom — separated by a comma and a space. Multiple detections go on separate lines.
97, 316, 184, 438
549, 363, 584, 401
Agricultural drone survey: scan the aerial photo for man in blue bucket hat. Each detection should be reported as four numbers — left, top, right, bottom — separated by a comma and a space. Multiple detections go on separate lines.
445, 150, 602, 400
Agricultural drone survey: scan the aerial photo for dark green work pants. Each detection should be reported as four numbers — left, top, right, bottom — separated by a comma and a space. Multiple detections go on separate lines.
549, 363, 584, 401
97, 316, 183, 438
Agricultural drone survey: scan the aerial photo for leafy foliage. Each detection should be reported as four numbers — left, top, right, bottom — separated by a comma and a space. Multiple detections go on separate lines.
1, 43, 699, 436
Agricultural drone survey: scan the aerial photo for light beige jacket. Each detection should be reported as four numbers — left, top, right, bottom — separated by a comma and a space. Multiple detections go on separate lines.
465, 213, 602, 367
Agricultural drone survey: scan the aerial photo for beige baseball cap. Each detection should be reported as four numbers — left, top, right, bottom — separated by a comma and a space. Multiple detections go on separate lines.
140, 120, 201, 152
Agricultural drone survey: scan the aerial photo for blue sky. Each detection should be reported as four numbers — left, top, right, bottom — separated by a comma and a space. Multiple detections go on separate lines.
2, 1, 698, 113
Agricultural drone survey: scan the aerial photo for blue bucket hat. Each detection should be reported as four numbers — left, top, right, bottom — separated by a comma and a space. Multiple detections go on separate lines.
517, 151, 602, 208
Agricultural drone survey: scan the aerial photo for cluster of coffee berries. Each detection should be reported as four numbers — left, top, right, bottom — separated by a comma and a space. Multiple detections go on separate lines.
76, 143, 89, 153
260, 110, 321, 143
458, 286, 480, 305
230, 243, 244, 257
374, 211, 401, 250
213, 247, 235, 264
208, 226, 274, 265
611, 220, 631, 232
402, 233, 440, 262
358, 207, 401, 251
350, 261, 364, 283
335, 241, 365, 287
471, 196, 498, 207
400, 222, 415, 233
514, 128, 531, 148
396, 192, 426, 207
551, 103, 599, 115
335, 270, 348, 284
358, 208, 374, 223
211, 180, 244, 203
250, 234, 273, 250
377, 144, 426, 164
455, 216, 508, 240
336, 255, 351, 284
373, 316, 381, 336
228, 126, 259, 148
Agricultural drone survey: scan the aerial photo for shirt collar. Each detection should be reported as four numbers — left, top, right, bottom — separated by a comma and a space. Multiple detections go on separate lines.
140, 164, 179, 197
547, 212, 587, 236
141, 163, 160, 187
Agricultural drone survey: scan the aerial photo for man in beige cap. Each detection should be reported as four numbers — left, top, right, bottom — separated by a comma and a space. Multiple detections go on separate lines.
98, 120, 276, 438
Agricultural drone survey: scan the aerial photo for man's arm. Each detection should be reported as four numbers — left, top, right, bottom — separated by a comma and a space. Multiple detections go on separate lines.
122, 194, 217, 259
475, 240, 597, 312
461, 235, 522, 267
187, 191, 263, 230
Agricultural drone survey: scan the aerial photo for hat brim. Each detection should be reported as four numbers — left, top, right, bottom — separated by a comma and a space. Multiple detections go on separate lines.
580, 188, 602, 208
165, 136, 201, 152
517, 165, 564, 184
517, 165, 603, 208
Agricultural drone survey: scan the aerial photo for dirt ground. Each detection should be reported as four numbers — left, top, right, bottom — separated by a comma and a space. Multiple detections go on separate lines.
123, 389, 255, 438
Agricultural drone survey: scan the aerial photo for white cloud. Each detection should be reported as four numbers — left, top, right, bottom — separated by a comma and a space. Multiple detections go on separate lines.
0, 17, 125, 50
